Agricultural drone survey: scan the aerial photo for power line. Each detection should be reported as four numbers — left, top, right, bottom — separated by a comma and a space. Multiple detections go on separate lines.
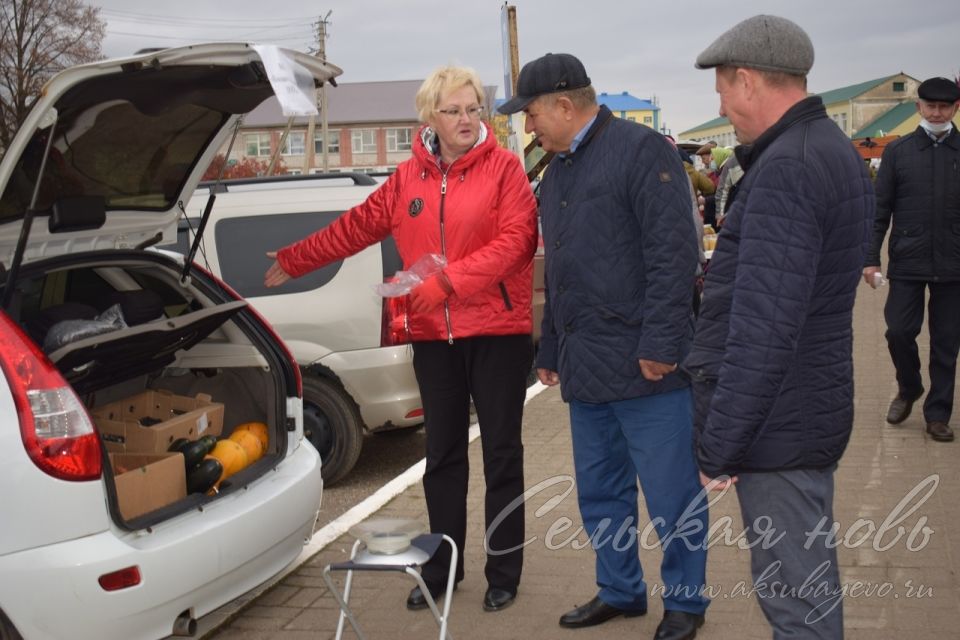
99, 9, 316, 26
106, 29, 314, 45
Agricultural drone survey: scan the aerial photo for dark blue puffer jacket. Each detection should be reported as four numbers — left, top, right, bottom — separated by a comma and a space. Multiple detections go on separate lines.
536, 106, 699, 403
683, 97, 875, 477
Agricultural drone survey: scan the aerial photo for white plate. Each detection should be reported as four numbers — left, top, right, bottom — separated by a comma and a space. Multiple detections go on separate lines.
349, 518, 426, 555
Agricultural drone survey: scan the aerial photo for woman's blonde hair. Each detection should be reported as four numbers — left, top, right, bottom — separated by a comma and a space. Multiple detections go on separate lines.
415, 66, 485, 123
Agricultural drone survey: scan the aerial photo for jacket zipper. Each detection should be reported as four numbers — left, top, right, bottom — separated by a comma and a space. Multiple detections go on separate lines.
439, 169, 454, 344
498, 282, 513, 310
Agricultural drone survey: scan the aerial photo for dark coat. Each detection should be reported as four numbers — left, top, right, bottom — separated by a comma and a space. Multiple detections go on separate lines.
684, 97, 875, 477
866, 126, 960, 281
536, 106, 699, 403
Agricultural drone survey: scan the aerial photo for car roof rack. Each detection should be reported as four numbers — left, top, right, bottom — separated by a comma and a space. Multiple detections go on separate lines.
199, 172, 378, 192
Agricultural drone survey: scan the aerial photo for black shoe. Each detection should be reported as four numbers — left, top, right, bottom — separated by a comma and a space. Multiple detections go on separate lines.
406, 582, 454, 611
887, 391, 922, 424
926, 421, 955, 442
482, 586, 517, 612
558, 595, 646, 628
654, 610, 705, 640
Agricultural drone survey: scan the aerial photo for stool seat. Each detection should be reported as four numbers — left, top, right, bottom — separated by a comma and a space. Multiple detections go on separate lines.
323, 530, 457, 639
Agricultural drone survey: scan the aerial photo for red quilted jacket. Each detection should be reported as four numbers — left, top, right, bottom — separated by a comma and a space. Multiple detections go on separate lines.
276, 122, 538, 342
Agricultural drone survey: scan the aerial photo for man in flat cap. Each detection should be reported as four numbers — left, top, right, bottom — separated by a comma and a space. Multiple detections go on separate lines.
685, 14, 874, 638
863, 76, 960, 444
500, 53, 709, 640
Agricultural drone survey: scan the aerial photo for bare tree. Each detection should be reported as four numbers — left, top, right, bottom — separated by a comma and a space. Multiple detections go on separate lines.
0, 0, 105, 153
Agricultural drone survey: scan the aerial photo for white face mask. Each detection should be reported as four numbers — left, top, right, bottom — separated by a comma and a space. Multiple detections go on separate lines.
920, 118, 953, 135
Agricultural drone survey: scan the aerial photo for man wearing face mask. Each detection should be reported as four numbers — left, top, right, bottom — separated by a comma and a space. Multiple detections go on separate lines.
863, 76, 960, 442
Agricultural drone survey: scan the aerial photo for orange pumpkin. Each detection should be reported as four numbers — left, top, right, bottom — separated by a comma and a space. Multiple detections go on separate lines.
207, 439, 249, 483
229, 429, 265, 464
233, 422, 268, 451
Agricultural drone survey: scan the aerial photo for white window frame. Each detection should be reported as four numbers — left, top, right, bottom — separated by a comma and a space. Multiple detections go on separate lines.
314, 129, 340, 154
386, 127, 412, 152
351, 129, 378, 154
281, 131, 306, 156
245, 133, 271, 157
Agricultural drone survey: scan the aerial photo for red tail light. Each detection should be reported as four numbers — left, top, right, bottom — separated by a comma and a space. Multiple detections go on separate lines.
380, 284, 411, 347
0, 312, 101, 481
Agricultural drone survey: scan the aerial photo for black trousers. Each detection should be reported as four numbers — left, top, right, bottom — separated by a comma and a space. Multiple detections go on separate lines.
412, 334, 532, 590
884, 279, 960, 422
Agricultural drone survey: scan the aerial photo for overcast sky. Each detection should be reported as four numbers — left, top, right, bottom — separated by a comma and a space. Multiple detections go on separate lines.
92, 0, 959, 136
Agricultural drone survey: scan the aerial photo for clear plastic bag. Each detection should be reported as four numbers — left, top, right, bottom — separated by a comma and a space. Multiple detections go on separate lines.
374, 253, 447, 298
43, 304, 128, 353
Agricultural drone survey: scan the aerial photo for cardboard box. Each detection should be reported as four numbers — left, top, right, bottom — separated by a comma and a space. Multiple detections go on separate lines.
110, 452, 187, 520
93, 390, 224, 453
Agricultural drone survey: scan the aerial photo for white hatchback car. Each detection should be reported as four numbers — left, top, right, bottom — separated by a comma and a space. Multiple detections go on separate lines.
0, 44, 338, 640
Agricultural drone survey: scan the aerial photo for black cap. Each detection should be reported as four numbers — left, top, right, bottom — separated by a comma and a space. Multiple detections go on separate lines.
497, 53, 591, 114
917, 77, 960, 103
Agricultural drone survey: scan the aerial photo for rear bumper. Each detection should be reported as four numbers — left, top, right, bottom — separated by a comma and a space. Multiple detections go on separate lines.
0, 442, 322, 640
318, 344, 423, 430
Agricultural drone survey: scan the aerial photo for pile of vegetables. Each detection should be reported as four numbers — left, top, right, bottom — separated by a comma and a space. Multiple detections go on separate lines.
169, 422, 269, 494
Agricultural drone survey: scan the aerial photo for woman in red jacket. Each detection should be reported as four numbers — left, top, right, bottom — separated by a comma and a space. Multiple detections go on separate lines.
264, 66, 538, 613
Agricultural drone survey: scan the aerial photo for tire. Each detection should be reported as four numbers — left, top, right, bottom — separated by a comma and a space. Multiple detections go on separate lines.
0, 610, 24, 640
302, 375, 364, 485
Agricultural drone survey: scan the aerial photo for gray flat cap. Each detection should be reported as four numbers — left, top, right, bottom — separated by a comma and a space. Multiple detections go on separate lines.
695, 15, 814, 75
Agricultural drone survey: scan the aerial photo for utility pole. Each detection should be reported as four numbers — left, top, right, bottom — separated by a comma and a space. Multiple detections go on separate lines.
318, 11, 332, 172
305, 11, 332, 173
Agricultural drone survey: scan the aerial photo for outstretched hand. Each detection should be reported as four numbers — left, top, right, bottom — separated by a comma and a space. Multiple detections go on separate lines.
264, 251, 292, 288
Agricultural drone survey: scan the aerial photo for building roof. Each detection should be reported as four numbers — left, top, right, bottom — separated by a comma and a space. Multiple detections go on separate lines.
816, 75, 895, 106
681, 74, 902, 136
245, 80, 498, 127
682, 115, 730, 135
244, 79, 421, 126
597, 91, 659, 112
852, 101, 917, 138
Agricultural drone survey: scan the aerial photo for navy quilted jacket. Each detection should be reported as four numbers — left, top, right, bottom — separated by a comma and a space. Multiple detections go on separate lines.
536, 106, 699, 403
866, 126, 960, 280
683, 97, 875, 477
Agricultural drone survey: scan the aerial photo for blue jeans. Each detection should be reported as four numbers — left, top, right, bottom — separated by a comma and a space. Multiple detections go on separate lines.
569, 387, 709, 614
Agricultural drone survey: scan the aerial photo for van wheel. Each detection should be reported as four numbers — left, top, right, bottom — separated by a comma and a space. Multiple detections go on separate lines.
302, 376, 363, 485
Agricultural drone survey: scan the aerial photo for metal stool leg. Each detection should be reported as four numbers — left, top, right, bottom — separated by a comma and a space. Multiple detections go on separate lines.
322, 539, 366, 640
404, 535, 456, 640
321, 532, 457, 639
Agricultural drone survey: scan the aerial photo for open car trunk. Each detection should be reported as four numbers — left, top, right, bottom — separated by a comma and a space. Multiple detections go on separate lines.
6, 248, 297, 528
0, 44, 338, 531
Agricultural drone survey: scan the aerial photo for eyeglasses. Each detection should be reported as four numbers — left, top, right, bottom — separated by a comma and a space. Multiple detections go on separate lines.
435, 105, 485, 121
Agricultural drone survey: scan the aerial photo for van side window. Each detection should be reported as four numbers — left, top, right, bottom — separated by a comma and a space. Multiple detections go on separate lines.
215, 211, 346, 298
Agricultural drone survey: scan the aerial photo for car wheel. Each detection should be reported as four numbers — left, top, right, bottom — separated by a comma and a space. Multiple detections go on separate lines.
0, 610, 23, 640
302, 375, 363, 485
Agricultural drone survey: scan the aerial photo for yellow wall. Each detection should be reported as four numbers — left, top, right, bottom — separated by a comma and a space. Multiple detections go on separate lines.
886, 110, 960, 137
615, 108, 657, 128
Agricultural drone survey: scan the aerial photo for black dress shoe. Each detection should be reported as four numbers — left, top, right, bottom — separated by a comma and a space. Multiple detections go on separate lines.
926, 421, 955, 442
653, 610, 705, 640
887, 391, 922, 424
482, 586, 517, 611
406, 582, 453, 611
558, 595, 646, 628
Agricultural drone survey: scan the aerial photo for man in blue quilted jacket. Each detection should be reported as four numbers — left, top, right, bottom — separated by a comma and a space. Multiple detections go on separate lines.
687, 15, 875, 639
863, 77, 960, 443
500, 54, 708, 640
